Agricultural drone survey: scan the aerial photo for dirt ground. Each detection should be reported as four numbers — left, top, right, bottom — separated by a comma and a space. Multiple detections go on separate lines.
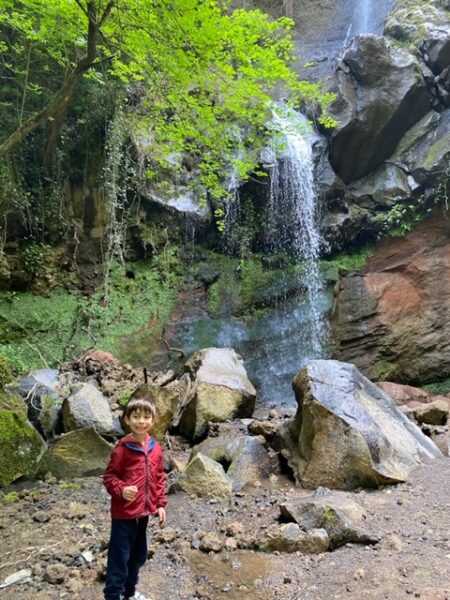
1, 454, 450, 600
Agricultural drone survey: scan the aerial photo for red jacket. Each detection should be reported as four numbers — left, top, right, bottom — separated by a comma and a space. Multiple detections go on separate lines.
103, 434, 167, 520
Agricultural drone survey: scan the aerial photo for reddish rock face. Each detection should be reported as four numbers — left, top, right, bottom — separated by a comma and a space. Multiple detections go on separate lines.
331, 211, 450, 383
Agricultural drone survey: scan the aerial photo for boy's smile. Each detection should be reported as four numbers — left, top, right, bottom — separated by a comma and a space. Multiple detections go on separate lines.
125, 409, 154, 442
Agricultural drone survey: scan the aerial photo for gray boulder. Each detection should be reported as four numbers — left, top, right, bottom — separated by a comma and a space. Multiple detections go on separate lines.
62, 382, 122, 435
19, 369, 62, 439
283, 360, 441, 489
259, 524, 329, 554
179, 348, 256, 440
326, 35, 431, 183
170, 452, 232, 501
279, 494, 380, 549
191, 435, 275, 491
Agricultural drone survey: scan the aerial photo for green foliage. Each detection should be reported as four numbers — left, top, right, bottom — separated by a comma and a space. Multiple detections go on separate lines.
0, 258, 180, 373
0, 0, 333, 205
423, 377, 450, 396
205, 250, 302, 317
22, 242, 53, 278
320, 246, 375, 278
382, 201, 427, 236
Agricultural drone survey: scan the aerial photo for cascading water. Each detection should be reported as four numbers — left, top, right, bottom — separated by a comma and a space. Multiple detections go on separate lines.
344, 0, 394, 45
171, 107, 331, 408
268, 107, 327, 356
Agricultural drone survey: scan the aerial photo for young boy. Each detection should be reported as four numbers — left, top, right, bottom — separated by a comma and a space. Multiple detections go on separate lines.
103, 397, 167, 600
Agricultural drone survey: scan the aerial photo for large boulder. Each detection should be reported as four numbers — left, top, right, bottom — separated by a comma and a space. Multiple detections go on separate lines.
385, 1, 450, 76
331, 211, 450, 383
179, 348, 256, 440
0, 393, 47, 487
190, 435, 275, 491
390, 109, 450, 186
18, 369, 63, 439
62, 383, 122, 435
279, 493, 380, 549
37, 427, 113, 479
282, 360, 441, 490
325, 35, 431, 183
169, 452, 232, 501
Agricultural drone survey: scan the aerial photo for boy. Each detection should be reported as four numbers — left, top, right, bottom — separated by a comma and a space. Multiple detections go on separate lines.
103, 397, 167, 600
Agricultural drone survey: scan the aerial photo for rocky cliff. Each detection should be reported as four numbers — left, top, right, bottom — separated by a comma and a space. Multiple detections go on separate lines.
331, 210, 450, 384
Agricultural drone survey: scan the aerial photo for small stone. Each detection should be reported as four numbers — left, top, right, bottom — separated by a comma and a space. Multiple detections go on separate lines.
43, 563, 69, 585
199, 532, 223, 553
32, 511, 50, 523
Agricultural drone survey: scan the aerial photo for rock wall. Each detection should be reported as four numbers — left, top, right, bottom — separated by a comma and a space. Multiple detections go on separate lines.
331, 211, 450, 383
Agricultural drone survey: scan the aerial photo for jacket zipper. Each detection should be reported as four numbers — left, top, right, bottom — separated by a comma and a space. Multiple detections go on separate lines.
144, 451, 150, 513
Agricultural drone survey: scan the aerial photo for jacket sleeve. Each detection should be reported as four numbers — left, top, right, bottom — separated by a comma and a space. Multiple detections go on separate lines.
155, 446, 168, 509
103, 445, 127, 500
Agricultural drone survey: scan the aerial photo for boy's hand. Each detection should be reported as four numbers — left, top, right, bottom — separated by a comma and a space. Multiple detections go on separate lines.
122, 485, 138, 501
157, 507, 167, 527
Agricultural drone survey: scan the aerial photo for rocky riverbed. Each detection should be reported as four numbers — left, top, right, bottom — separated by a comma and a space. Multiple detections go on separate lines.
1, 451, 450, 600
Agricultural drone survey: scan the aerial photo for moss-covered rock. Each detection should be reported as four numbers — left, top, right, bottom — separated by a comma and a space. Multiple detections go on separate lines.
0, 405, 47, 487
0, 355, 13, 388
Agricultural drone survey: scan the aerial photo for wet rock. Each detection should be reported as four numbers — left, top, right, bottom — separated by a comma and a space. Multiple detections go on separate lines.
282, 360, 441, 489
179, 348, 256, 440
325, 35, 431, 183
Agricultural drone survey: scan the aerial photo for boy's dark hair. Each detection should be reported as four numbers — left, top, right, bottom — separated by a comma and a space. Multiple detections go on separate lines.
123, 397, 156, 420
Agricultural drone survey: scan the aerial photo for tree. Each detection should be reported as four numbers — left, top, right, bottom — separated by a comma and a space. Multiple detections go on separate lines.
0, 0, 333, 191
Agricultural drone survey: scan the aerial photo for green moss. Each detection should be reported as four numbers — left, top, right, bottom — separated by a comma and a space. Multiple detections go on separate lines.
320, 246, 375, 279
423, 136, 450, 169
370, 360, 397, 382
58, 482, 81, 491
0, 409, 46, 487
0, 258, 180, 373
423, 377, 450, 396
0, 491, 20, 503
118, 389, 133, 408
205, 250, 305, 317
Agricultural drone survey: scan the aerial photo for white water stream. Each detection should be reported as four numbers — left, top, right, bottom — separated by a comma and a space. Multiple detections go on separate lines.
268, 107, 328, 356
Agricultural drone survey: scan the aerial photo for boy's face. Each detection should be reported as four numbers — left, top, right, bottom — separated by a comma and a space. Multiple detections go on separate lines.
125, 409, 155, 437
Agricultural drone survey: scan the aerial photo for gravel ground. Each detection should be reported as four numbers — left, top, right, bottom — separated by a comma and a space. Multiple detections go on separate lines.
1, 454, 450, 600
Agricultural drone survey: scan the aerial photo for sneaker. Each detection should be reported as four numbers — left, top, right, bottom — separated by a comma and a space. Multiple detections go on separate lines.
125, 593, 152, 600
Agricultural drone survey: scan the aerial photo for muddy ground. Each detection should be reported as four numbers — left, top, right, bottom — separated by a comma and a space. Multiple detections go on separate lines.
1, 453, 450, 600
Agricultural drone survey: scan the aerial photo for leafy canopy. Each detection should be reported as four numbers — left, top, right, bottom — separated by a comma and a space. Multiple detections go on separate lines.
0, 0, 333, 195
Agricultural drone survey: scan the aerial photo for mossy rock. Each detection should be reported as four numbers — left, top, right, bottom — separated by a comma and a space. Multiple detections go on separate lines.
0, 408, 47, 487
0, 355, 13, 388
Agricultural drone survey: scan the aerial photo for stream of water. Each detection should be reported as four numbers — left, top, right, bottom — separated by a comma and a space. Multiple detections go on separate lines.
173, 108, 331, 409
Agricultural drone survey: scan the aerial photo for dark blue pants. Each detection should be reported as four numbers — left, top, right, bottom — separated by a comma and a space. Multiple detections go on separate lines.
104, 516, 149, 600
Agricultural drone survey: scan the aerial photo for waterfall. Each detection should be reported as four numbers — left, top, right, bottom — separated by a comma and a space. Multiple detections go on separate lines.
344, 0, 393, 45
268, 107, 327, 355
